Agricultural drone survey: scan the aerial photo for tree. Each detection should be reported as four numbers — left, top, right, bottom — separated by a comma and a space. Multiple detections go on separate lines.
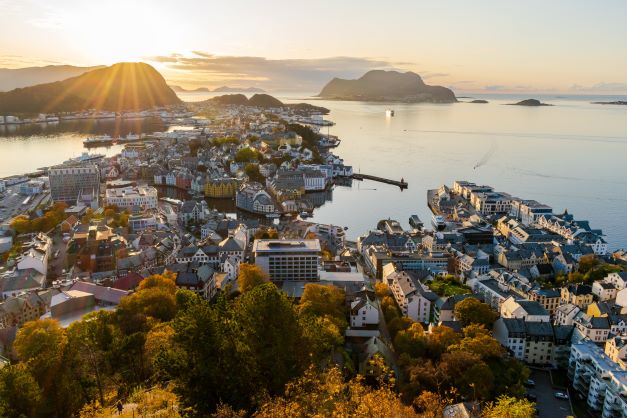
578, 254, 599, 274
440, 351, 494, 400
0, 364, 41, 418
14, 319, 66, 386
425, 325, 461, 359
253, 367, 418, 418
454, 298, 498, 328
237, 263, 269, 293
482, 395, 536, 418
448, 325, 504, 360
413, 391, 453, 418
394, 323, 427, 358
235, 147, 259, 163
298, 283, 346, 325
138, 272, 177, 293
116, 287, 177, 334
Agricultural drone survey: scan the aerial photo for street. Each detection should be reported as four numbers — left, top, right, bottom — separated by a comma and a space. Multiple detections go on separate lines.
528, 369, 573, 418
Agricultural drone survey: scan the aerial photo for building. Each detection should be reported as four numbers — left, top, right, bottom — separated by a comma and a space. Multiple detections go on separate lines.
528, 288, 561, 316
385, 266, 438, 323
236, 183, 277, 215
65, 225, 128, 273
593, 281, 619, 302
500, 297, 550, 322
493, 318, 558, 365
104, 186, 158, 210
178, 200, 207, 225
204, 177, 240, 198
48, 164, 100, 204
510, 199, 553, 226
554, 303, 581, 326
19, 180, 45, 195
350, 296, 379, 328
252, 239, 321, 282
605, 336, 627, 368
568, 340, 627, 417
561, 284, 594, 308
16, 232, 52, 276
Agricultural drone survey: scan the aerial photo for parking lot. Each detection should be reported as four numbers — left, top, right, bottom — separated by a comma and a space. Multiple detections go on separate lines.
528, 369, 573, 418
0, 182, 49, 224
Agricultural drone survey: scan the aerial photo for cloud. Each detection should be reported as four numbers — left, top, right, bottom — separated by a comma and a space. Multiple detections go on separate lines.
570, 82, 627, 92
146, 52, 414, 92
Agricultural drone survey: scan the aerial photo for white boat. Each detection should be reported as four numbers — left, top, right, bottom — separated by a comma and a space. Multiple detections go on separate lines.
431, 214, 446, 231
83, 134, 114, 146
386, 109, 395, 117
300, 211, 311, 219
118, 133, 141, 142
64, 152, 105, 164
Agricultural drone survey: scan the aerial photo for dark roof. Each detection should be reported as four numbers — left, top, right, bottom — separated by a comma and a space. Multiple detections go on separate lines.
566, 283, 593, 296
517, 300, 550, 316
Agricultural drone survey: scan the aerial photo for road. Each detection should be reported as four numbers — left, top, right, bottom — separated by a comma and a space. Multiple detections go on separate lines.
528, 369, 573, 418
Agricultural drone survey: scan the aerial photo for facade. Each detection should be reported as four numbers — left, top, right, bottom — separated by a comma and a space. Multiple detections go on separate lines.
252, 239, 321, 282
350, 297, 379, 328
204, 177, 240, 198
493, 318, 558, 365
104, 186, 158, 210
593, 281, 619, 302
236, 183, 277, 215
385, 267, 438, 323
528, 288, 561, 316
561, 284, 594, 308
16, 232, 52, 276
568, 340, 627, 417
500, 297, 551, 322
48, 164, 100, 204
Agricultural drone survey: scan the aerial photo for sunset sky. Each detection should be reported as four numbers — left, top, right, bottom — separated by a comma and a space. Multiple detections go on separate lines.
1, 0, 627, 93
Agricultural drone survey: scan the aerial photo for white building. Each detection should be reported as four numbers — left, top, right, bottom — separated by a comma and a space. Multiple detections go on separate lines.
104, 186, 158, 210
350, 297, 379, 328
384, 265, 438, 323
16, 233, 52, 276
252, 239, 321, 281
593, 281, 619, 302
568, 340, 627, 417
554, 303, 581, 326
500, 296, 550, 322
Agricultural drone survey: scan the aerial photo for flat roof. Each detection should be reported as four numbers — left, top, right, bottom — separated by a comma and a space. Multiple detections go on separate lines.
253, 239, 321, 253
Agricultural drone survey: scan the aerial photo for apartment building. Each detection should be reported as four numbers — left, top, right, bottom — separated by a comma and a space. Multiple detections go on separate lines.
48, 164, 100, 204
252, 239, 321, 282
104, 185, 158, 210
385, 266, 438, 323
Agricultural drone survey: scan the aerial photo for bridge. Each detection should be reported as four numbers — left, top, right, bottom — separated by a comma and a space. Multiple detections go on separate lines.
351, 173, 408, 189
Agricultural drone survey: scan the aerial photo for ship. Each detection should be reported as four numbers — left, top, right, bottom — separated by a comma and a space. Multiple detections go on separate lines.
118, 133, 144, 143
64, 152, 105, 164
386, 109, 395, 117
83, 134, 114, 146
319, 135, 341, 148
431, 214, 446, 231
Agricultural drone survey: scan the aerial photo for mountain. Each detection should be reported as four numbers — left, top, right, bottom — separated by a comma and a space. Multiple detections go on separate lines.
209, 94, 251, 106
0, 62, 181, 114
318, 70, 457, 103
0, 65, 104, 92
170, 85, 211, 93
248, 93, 283, 107
212, 86, 265, 93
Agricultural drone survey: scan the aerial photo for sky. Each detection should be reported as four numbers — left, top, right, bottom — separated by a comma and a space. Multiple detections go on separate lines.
1, 0, 627, 94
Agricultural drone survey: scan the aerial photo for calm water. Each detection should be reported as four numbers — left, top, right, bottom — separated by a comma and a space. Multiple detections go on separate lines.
2, 93, 626, 249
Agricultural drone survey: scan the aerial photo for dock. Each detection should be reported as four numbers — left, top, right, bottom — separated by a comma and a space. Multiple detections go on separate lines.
351, 173, 408, 189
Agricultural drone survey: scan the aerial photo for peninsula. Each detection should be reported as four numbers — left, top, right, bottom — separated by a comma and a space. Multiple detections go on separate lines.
317, 70, 457, 103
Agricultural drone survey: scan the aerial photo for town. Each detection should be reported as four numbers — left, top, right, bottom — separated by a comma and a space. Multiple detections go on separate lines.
0, 98, 626, 418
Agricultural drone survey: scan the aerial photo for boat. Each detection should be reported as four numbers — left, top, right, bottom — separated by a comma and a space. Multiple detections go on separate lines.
431, 214, 446, 231
300, 211, 311, 219
386, 109, 395, 117
118, 133, 141, 142
266, 213, 281, 219
409, 215, 424, 230
83, 134, 114, 146
319, 135, 341, 148
64, 152, 105, 164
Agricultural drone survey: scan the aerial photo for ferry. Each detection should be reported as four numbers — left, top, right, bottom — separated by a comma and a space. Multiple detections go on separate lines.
118, 133, 143, 143
319, 135, 341, 148
431, 214, 446, 231
386, 109, 395, 117
64, 152, 105, 164
83, 134, 114, 146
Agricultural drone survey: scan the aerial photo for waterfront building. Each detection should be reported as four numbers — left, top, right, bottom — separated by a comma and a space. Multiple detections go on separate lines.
252, 239, 321, 282
104, 186, 158, 210
204, 177, 240, 198
236, 183, 277, 215
48, 164, 100, 204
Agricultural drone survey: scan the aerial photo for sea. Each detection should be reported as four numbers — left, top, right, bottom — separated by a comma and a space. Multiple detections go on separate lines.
1, 92, 626, 250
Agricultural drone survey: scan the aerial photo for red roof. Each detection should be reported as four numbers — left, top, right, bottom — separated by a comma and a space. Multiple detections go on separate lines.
112, 272, 144, 291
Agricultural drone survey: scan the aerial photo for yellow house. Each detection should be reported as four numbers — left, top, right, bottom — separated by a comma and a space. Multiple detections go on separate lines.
560, 284, 594, 309
205, 178, 240, 198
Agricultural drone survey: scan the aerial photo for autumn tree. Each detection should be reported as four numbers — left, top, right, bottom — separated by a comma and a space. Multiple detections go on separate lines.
237, 263, 269, 293
454, 297, 498, 328
394, 323, 427, 358
482, 395, 536, 418
0, 364, 41, 418
138, 272, 177, 292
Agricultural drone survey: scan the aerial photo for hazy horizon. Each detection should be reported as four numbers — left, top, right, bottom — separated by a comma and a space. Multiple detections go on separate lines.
2, 0, 627, 95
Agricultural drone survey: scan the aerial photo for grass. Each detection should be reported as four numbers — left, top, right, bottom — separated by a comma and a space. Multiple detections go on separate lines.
428, 276, 471, 297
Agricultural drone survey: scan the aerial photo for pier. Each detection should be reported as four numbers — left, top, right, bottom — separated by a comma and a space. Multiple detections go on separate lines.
351, 173, 408, 189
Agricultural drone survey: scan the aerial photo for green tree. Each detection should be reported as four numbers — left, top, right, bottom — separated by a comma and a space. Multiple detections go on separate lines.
394, 323, 427, 358
14, 319, 66, 387
448, 325, 504, 360
454, 298, 498, 328
237, 263, 269, 293
235, 147, 259, 163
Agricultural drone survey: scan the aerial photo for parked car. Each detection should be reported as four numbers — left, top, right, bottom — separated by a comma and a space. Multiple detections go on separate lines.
526, 393, 537, 402
554, 392, 569, 400
524, 379, 536, 387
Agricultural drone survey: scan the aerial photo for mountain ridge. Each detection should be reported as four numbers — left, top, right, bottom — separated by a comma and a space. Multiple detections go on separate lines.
0, 64, 105, 92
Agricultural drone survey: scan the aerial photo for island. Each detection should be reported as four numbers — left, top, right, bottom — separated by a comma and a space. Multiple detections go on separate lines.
508, 99, 551, 106
212, 86, 265, 93
170, 85, 211, 93
0, 62, 181, 113
206, 93, 329, 114
469, 99, 489, 104
592, 100, 627, 105
317, 70, 457, 103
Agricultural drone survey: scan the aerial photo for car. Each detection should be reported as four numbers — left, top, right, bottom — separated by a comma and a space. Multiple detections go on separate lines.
554, 392, 569, 400
526, 393, 537, 402
524, 379, 536, 387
